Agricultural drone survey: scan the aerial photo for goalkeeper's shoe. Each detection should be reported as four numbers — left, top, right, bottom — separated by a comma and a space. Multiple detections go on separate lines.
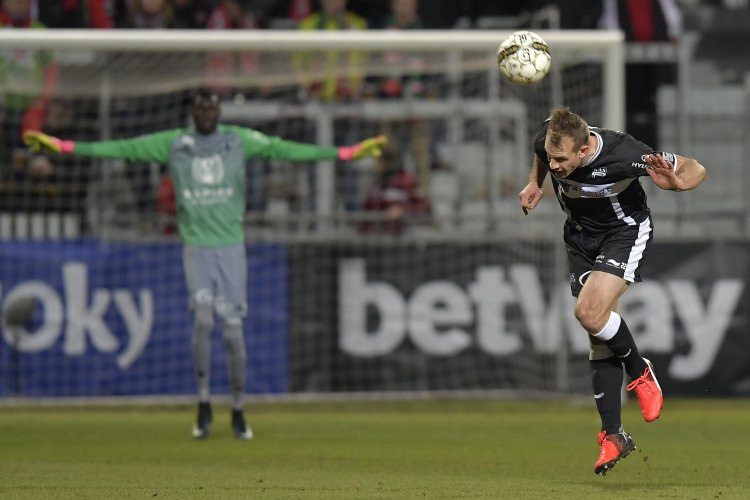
192, 401, 212, 439
231, 409, 254, 440
594, 430, 636, 476
626, 358, 663, 422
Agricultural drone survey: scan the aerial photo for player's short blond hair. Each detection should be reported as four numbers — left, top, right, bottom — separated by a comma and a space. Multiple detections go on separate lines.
547, 106, 589, 151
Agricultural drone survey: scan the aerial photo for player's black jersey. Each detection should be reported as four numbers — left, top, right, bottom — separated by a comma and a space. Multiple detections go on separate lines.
533, 120, 664, 232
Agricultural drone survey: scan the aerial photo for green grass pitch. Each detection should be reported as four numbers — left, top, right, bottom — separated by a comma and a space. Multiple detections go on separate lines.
1, 398, 749, 499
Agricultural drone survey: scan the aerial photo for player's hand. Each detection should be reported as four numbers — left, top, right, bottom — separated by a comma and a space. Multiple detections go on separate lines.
645, 153, 682, 191
23, 130, 75, 155
519, 181, 543, 215
338, 135, 388, 161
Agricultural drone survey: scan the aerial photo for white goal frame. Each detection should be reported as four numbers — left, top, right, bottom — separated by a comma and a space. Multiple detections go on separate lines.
0, 28, 625, 130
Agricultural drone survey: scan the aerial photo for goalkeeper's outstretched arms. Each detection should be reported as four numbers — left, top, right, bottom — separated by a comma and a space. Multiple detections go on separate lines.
26, 128, 389, 164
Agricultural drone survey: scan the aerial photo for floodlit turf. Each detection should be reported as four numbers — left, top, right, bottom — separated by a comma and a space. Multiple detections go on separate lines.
1, 399, 749, 499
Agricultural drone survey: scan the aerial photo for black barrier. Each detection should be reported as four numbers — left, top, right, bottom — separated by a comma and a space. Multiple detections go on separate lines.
287, 240, 750, 396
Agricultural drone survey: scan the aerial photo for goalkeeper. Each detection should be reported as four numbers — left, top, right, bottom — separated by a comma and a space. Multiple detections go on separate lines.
24, 88, 387, 440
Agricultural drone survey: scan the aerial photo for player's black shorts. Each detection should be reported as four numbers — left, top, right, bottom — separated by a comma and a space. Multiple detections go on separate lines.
565, 217, 654, 297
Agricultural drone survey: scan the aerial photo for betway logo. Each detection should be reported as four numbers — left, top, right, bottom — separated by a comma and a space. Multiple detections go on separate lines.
0, 262, 153, 369
338, 259, 744, 380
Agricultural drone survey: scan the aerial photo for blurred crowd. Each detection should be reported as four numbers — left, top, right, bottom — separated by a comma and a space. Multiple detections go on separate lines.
1, 0, 748, 237
1, 0, 563, 30
1, 0, 742, 31
0, 1, 586, 30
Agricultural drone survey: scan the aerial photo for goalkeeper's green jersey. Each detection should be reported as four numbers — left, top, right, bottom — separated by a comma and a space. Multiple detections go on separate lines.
74, 125, 338, 246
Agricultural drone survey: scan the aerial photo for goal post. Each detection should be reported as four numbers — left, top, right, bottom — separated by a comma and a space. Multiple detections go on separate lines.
0, 29, 625, 131
0, 29, 624, 399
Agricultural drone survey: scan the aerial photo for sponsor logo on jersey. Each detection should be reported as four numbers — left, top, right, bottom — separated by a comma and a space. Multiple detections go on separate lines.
592, 167, 607, 178
606, 258, 627, 270
191, 155, 225, 185
632, 161, 648, 169
558, 178, 633, 198
183, 186, 235, 204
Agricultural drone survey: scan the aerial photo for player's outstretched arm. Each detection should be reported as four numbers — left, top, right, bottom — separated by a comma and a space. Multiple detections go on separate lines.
25, 129, 177, 163
23, 130, 76, 155
645, 153, 706, 192
519, 155, 547, 215
235, 127, 387, 163
338, 135, 388, 160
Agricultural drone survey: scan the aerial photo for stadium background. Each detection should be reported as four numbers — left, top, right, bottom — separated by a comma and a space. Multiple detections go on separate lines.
1, 0, 749, 402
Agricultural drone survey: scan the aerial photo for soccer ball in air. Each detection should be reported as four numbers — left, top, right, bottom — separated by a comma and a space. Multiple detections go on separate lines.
497, 30, 551, 85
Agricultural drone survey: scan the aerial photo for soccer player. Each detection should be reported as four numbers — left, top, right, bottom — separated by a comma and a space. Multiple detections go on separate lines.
24, 88, 387, 440
519, 106, 705, 475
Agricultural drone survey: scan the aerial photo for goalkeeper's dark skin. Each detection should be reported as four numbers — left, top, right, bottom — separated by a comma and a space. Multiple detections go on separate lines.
192, 91, 221, 135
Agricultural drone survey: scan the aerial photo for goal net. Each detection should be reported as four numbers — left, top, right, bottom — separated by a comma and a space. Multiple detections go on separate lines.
0, 30, 623, 399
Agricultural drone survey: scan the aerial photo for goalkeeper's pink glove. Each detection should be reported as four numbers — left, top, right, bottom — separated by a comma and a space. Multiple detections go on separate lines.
338, 135, 387, 161
23, 130, 76, 155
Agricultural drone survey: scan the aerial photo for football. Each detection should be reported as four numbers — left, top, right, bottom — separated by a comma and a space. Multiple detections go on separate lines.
497, 30, 551, 85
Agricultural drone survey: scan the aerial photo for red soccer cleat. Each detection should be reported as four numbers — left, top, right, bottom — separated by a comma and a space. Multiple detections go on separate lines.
627, 358, 663, 422
594, 430, 636, 476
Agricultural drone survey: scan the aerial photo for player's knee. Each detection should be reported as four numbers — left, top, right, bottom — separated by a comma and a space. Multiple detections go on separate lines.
574, 300, 608, 333
222, 319, 246, 357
